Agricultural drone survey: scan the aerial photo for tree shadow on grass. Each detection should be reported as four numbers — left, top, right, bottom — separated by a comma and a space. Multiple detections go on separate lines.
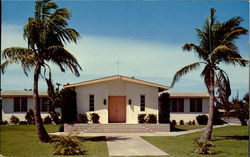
172, 128, 185, 132
212, 135, 248, 141
105, 136, 131, 142
77, 136, 106, 142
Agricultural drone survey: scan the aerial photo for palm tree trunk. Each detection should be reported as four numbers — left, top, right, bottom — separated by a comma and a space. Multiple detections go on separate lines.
34, 64, 51, 143
200, 69, 215, 141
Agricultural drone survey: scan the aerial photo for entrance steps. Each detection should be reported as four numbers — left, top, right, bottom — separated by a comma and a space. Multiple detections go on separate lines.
64, 123, 170, 133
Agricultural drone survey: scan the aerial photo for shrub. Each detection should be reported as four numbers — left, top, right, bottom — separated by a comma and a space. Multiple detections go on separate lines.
90, 113, 100, 123
25, 109, 35, 124
170, 120, 176, 131
213, 107, 224, 125
0, 120, 8, 125
19, 121, 28, 125
43, 116, 52, 124
192, 120, 196, 125
232, 96, 249, 126
188, 121, 193, 125
193, 139, 215, 155
196, 115, 208, 125
50, 112, 61, 124
158, 93, 170, 123
179, 120, 184, 125
10, 115, 20, 124
138, 114, 146, 123
52, 135, 85, 155
146, 114, 157, 123
78, 113, 89, 123
171, 120, 177, 126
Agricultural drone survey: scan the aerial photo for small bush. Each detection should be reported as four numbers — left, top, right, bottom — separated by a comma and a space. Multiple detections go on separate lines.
146, 114, 157, 123
138, 114, 146, 123
193, 139, 215, 155
179, 120, 184, 125
196, 115, 208, 125
90, 113, 100, 123
78, 113, 89, 123
50, 112, 61, 124
19, 121, 28, 125
171, 120, 177, 126
170, 120, 176, 131
192, 120, 196, 125
188, 121, 193, 125
0, 120, 8, 125
52, 135, 85, 155
25, 109, 35, 124
43, 116, 52, 124
10, 115, 20, 124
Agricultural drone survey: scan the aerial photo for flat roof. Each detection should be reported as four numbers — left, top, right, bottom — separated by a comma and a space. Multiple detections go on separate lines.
1, 90, 48, 97
169, 92, 210, 98
64, 75, 170, 91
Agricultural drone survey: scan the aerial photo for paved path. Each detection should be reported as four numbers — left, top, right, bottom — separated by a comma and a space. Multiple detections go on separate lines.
106, 135, 168, 156
157, 124, 229, 136
50, 124, 229, 137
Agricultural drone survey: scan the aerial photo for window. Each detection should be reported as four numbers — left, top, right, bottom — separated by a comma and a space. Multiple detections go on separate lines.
190, 98, 202, 112
140, 95, 145, 111
170, 98, 184, 112
14, 98, 20, 112
21, 98, 27, 112
13, 97, 27, 112
41, 98, 49, 112
89, 95, 94, 111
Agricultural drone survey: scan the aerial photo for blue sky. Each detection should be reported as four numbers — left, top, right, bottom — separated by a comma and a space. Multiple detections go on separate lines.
2, 0, 249, 98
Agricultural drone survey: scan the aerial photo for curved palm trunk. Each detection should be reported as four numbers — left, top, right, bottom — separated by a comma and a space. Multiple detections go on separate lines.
34, 64, 51, 143
200, 69, 215, 141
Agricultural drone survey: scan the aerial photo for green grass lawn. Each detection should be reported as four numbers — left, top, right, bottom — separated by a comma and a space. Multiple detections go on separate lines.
143, 125, 248, 157
0, 125, 108, 157
0, 125, 248, 157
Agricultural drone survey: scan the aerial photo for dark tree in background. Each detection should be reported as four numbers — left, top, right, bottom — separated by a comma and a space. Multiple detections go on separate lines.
61, 88, 78, 124
159, 92, 170, 123
231, 93, 249, 126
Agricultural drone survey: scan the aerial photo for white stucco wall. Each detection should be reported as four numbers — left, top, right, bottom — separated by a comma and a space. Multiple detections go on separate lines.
75, 79, 159, 124
2, 97, 50, 122
170, 98, 209, 124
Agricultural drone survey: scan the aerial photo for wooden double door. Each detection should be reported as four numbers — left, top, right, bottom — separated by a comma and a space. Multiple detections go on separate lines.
108, 96, 126, 123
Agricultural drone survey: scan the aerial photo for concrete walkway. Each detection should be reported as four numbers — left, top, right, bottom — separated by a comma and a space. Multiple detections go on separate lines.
106, 135, 168, 156
50, 124, 229, 137
156, 124, 229, 136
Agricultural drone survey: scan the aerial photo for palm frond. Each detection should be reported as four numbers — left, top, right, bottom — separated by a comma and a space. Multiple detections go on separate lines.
1, 54, 36, 75
222, 27, 248, 43
183, 43, 209, 61
215, 67, 231, 99
212, 45, 246, 65
47, 45, 82, 77
226, 57, 249, 67
171, 62, 205, 87
2, 47, 33, 59
200, 63, 211, 92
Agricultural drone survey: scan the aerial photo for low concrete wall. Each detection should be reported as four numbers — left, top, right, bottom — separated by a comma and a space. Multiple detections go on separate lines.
64, 123, 170, 133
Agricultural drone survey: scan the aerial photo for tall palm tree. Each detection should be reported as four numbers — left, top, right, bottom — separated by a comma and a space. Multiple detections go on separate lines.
171, 8, 248, 141
1, 0, 81, 142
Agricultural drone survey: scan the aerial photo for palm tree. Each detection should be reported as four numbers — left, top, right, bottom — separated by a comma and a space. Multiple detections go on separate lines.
1, 0, 81, 142
171, 8, 248, 141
